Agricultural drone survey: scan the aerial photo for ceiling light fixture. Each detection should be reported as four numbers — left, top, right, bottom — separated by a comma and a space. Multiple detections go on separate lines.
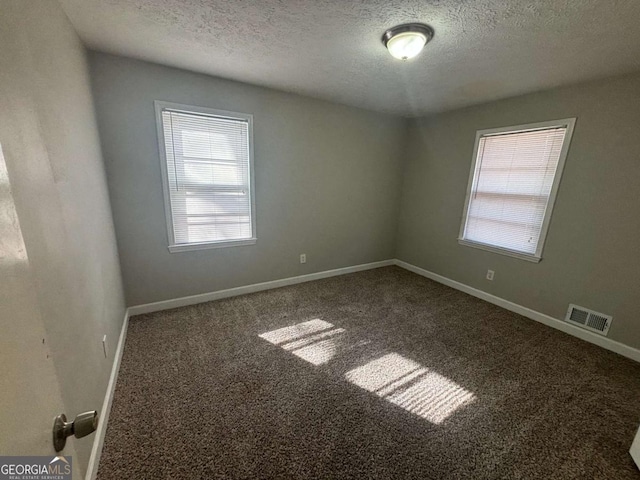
382, 23, 434, 61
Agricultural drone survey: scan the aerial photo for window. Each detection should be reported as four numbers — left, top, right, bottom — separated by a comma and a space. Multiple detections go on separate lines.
155, 101, 256, 252
459, 118, 575, 262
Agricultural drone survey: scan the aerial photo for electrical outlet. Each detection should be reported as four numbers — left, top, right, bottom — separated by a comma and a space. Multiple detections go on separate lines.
300, 253, 307, 264
102, 335, 108, 358
486, 269, 495, 281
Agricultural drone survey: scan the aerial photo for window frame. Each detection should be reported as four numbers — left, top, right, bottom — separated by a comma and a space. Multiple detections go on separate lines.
458, 118, 576, 263
154, 101, 257, 253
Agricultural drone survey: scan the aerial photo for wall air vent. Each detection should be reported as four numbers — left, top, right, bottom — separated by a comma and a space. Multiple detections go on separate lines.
565, 304, 612, 336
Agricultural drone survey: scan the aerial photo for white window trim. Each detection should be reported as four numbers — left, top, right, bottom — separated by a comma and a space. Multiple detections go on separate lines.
154, 100, 257, 253
458, 118, 576, 263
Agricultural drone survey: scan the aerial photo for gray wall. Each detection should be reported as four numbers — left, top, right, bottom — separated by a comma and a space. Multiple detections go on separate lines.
397, 72, 640, 350
89, 53, 407, 306
87, 51, 640, 352
0, 1, 126, 475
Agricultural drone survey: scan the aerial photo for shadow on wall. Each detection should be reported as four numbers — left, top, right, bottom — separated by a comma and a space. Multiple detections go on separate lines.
259, 318, 475, 425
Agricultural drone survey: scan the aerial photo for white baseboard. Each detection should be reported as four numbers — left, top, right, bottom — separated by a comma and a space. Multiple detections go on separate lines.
394, 259, 640, 363
85, 308, 130, 480
128, 259, 395, 316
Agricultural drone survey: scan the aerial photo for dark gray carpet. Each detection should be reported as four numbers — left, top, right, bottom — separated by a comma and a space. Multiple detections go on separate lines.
98, 266, 640, 479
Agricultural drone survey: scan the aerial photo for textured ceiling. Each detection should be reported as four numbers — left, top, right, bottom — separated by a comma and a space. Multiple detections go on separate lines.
59, 0, 640, 116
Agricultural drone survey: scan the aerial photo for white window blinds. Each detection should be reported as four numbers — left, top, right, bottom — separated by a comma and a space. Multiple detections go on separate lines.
460, 120, 574, 261
156, 103, 255, 251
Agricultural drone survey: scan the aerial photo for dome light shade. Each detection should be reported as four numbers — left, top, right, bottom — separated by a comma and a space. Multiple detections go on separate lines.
382, 23, 434, 60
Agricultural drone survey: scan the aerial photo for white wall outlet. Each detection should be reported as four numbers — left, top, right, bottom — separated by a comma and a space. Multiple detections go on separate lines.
300, 253, 307, 264
102, 335, 108, 358
486, 269, 495, 281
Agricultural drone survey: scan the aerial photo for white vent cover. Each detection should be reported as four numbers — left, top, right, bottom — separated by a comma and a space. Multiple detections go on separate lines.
565, 304, 612, 336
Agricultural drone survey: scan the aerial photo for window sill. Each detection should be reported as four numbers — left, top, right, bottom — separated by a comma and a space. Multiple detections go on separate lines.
168, 238, 257, 253
457, 239, 541, 263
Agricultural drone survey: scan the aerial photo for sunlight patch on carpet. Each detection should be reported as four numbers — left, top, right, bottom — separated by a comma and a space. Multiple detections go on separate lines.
259, 318, 333, 345
346, 353, 475, 424
260, 319, 345, 365
259, 323, 475, 423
